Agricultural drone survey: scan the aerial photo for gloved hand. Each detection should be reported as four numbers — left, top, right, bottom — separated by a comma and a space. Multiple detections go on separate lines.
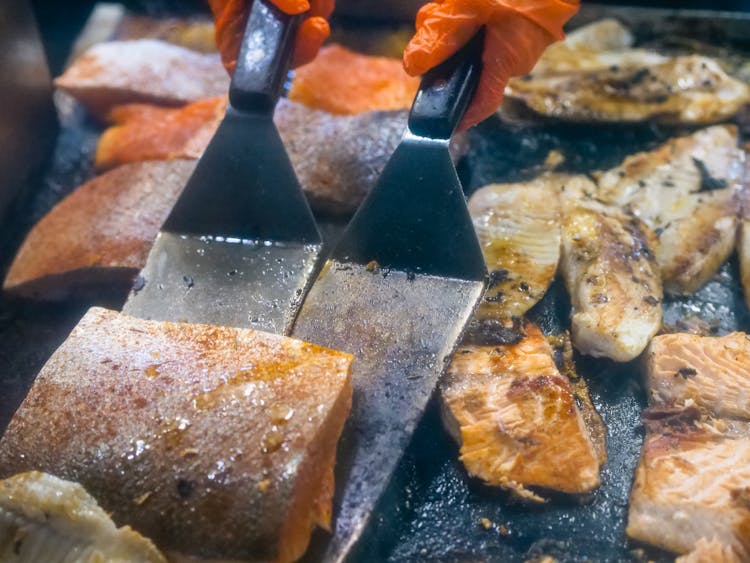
209, 0, 335, 73
403, 0, 580, 130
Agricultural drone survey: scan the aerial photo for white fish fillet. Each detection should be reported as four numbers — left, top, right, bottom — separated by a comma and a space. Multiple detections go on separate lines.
468, 176, 562, 320
594, 125, 743, 295
0, 471, 165, 562
560, 176, 662, 361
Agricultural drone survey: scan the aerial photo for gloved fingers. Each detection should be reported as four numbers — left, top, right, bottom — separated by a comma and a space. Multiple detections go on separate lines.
271, 0, 311, 14
292, 16, 331, 68
209, 0, 249, 74
487, 0, 580, 41
403, 1, 483, 77
459, 14, 553, 130
309, 0, 335, 19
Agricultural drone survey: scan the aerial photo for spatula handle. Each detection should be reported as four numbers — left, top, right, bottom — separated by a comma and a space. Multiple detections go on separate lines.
408, 31, 484, 140
229, 0, 302, 113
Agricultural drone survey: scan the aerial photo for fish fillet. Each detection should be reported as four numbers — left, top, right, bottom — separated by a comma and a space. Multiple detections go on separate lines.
646, 332, 750, 420
0, 307, 353, 562
560, 176, 662, 361
627, 408, 750, 560
677, 538, 743, 563
467, 176, 561, 320
0, 471, 165, 562
507, 54, 749, 124
594, 125, 743, 295
55, 40, 229, 117
442, 322, 601, 500
3, 160, 196, 300
738, 150, 750, 312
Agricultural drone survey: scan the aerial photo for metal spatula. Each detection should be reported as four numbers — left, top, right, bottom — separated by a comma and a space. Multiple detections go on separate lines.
291, 34, 487, 562
123, 0, 321, 334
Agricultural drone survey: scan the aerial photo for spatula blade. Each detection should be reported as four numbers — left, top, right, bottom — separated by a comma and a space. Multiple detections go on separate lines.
293, 262, 484, 562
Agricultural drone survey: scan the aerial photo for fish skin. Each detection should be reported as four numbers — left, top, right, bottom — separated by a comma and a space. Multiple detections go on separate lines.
559, 176, 663, 362
442, 322, 602, 500
0, 307, 353, 562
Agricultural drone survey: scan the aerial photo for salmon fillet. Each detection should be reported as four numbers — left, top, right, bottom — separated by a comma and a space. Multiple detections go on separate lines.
3, 160, 196, 300
0, 472, 166, 562
55, 40, 229, 117
0, 307, 353, 562
442, 322, 602, 500
594, 125, 743, 295
627, 408, 750, 560
560, 176, 663, 361
468, 175, 562, 320
646, 332, 750, 420
288, 44, 419, 115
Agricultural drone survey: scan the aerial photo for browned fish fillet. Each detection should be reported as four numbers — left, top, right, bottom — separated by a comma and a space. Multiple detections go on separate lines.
739, 149, 750, 312
560, 176, 662, 361
0, 307, 353, 562
3, 160, 196, 300
0, 471, 166, 562
442, 322, 601, 500
594, 125, 742, 295
55, 40, 229, 116
677, 538, 743, 563
646, 332, 750, 420
467, 175, 561, 320
506, 55, 749, 124
627, 408, 750, 560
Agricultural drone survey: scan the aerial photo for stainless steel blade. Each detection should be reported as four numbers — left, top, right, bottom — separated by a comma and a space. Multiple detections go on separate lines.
292, 262, 484, 561
123, 232, 321, 333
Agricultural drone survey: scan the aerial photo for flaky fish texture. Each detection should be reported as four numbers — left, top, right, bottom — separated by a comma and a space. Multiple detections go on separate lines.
559, 176, 662, 361
676, 538, 744, 563
442, 322, 602, 500
506, 18, 749, 125
627, 409, 750, 560
594, 125, 743, 295
0, 307, 353, 563
0, 471, 166, 563
646, 332, 750, 420
55, 40, 229, 117
468, 176, 562, 320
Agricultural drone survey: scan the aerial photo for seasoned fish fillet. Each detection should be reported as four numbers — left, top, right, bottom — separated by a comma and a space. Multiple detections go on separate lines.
288, 44, 419, 114
594, 125, 743, 295
442, 323, 601, 500
531, 19, 665, 76
560, 176, 662, 361
677, 538, 743, 563
0, 307, 353, 562
468, 176, 561, 320
3, 160, 196, 300
0, 471, 165, 562
739, 151, 750, 312
506, 55, 749, 124
627, 408, 750, 560
646, 332, 750, 420
55, 40, 229, 116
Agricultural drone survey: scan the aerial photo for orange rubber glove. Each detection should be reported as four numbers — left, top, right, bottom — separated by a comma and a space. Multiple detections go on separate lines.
403, 0, 580, 130
209, 0, 335, 73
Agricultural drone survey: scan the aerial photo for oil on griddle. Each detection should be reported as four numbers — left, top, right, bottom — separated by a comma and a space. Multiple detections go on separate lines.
1, 4, 750, 563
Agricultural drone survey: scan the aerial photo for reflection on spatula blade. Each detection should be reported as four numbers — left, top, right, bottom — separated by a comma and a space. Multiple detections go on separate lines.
292, 35, 487, 562
123, 0, 321, 334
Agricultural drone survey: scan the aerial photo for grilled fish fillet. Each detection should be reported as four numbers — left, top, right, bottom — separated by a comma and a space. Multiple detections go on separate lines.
594, 125, 743, 295
646, 332, 750, 420
0, 307, 353, 562
468, 176, 561, 320
55, 40, 229, 117
627, 408, 750, 560
506, 55, 749, 124
739, 150, 750, 312
560, 176, 662, 361
3, 160, 196, 300
676, 538, 743, 563
0, 471, 166, 562
442, 322, 601, 500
